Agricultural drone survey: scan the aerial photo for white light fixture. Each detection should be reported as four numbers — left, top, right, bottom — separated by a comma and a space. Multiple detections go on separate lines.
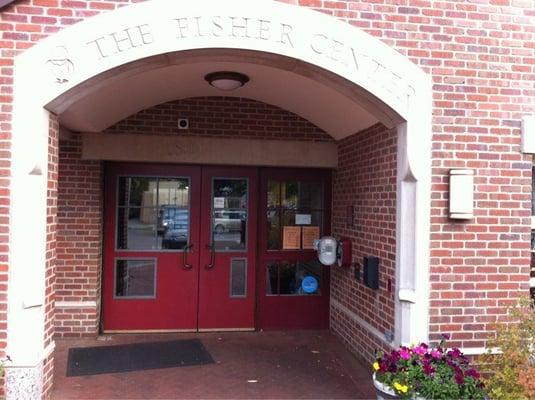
204, 71, 249, 91
449, 169, 474, 220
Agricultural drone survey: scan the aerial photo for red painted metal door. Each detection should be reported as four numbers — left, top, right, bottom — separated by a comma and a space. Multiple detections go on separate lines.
257, 168, 331, 330
102, 163, 201, 331
102, 164, 257, 332
198, 167, 258, 331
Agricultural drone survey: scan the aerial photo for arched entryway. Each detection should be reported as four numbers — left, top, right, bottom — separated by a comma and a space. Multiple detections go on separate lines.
8, 0, 431, 397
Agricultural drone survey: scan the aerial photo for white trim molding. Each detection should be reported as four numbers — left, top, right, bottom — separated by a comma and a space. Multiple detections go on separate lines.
55, 301, 98, 308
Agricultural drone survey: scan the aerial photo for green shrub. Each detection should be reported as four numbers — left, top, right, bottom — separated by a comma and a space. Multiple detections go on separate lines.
479, 297, 535, 400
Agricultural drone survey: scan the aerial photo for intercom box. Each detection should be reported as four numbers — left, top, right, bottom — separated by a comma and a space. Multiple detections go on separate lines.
363, 256, 379, 290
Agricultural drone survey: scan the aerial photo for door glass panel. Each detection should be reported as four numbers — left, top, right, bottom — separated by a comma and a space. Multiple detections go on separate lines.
117, 176, 190, 250
266, 262, 279, 295
266, 260, 321, 296
230, 258, 247, 298
282, 181, 323, 209
117, 207, 158, 250
158, 178, 190, 207
212, 178, 247, 251
267, 210, 281, 250
118, 177, 158, 207
115, 259, 156, 298
157, 178, 190, 250
279, 261, 297, 295
267, 180, 280, 208
266, 179, 324, 251
296, 182, 323, 209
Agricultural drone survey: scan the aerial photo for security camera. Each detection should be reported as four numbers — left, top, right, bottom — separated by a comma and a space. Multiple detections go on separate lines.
177, 118, 189, 130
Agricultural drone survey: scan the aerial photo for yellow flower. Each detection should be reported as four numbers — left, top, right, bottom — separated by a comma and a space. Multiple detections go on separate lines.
373, 362, 380, 371
393, 382, 409, 393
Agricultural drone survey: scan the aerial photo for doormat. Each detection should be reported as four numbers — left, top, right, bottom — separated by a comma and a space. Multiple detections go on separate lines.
66, 338, 214, 376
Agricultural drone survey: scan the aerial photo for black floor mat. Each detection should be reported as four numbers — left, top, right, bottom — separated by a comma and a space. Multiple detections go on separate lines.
66, 338, 214, 376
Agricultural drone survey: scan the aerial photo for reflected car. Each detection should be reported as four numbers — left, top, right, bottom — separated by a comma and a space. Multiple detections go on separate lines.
158, 206, 189, 249
213, 210, 246, 234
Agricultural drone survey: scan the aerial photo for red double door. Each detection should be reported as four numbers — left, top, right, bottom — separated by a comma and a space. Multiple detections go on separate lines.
102, 164, 257, 332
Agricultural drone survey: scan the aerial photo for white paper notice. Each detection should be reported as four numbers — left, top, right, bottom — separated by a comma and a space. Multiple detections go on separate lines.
213, 197, 225, 209
295, 214, 312, 225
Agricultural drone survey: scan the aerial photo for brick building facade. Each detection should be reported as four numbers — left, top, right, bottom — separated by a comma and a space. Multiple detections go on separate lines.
0, 0, 533, 398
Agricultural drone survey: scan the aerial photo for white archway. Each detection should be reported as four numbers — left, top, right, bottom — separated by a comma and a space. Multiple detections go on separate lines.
8, 0, 431, 396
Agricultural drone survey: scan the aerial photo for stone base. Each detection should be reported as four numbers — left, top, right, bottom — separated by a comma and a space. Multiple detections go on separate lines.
5, 363, 43, 400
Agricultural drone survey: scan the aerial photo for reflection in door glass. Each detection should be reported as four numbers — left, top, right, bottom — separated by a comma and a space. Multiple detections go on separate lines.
117, 207, 158, 250
212, 179, 247, 251
115, 259, 156, 298
117, 177, 190, 250
157, 178, 190, 250
118, 177, 158, 207
266, 260, 321, 296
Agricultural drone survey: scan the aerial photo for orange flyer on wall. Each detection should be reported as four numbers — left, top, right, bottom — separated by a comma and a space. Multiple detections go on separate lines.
283, 226, 301, 249
302, 226, 320, 249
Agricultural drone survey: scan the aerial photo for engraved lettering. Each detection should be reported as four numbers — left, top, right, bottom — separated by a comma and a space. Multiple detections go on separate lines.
137, 24, 153, 44
86, 36, 109, 59
111, 29, 135, 53
310, 34, 328, 55
212, 16, 224, 37
279, 23, 294, 47
230, 17, 250, 38
350, 47, 360, 71
330, 39, 344, 64
193, 16, 204, 37
257, 19, 270, 40
175, 17, 189, 38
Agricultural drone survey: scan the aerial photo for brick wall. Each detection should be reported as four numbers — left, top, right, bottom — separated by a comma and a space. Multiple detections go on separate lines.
331, 123, 398, 362
105, 97, 333, 142
0, 0, 533, 393
56, 134, 103, 338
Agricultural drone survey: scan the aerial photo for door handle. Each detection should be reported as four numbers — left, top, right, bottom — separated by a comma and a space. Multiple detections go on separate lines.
205, 243, 215, 270
182, 243, 193, 270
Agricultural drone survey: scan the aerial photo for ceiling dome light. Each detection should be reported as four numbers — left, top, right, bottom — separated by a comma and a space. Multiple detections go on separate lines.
204, 71, 250, 91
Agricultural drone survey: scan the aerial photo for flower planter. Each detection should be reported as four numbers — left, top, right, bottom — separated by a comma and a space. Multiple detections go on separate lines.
373, 373, 427, 400
372, 340, 486, 400
372, 373, 399, 400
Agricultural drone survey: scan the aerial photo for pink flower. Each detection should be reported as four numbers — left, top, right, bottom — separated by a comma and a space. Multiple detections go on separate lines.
413, 345, 426, 355
449, 348, 462, 359
431, 349, 442, 358
466, 368, 480, 379
423, 361, 435, 375
455, 371, 465, 385
399, 348, 411, 360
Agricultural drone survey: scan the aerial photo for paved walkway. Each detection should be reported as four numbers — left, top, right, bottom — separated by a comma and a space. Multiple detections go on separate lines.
52, 330, 376, 399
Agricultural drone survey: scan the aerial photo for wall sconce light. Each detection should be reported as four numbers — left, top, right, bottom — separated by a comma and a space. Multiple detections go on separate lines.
204, 71, 249, 91
449, 169, 474, 220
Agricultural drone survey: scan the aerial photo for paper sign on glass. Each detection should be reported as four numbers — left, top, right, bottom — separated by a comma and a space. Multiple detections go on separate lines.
302, 226, 320, 249
283, 226, 301, 249
213, 197, 225, 209
295, 214, 312, 225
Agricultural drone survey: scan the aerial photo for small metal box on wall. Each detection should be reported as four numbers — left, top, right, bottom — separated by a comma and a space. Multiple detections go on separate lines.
363, 256, 379, 290
449, 169, 474, 220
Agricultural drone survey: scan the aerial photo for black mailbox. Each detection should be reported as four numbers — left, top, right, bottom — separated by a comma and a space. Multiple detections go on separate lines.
363, 256, 379, 290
